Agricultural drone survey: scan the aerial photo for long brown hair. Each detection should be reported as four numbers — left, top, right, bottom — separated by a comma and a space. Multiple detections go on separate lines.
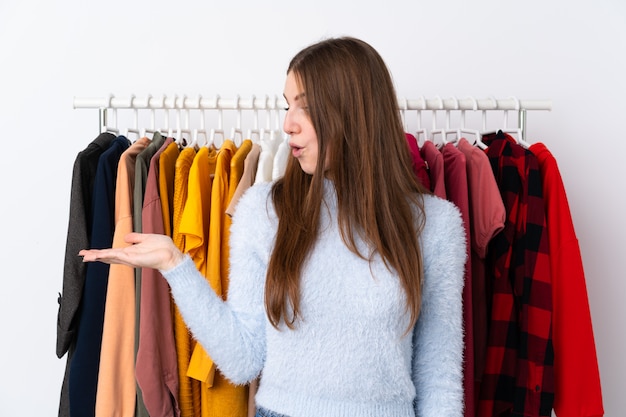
266, 37, 428, 331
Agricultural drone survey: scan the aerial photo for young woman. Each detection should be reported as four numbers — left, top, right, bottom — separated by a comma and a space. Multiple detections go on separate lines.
80, 37, 466, 417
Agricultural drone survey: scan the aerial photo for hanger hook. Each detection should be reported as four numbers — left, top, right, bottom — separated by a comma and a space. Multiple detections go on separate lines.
197, 94, 204, 129
462, 96, 475, 128
507, 95, 520, 129
481, 96, 498, 132
231, 94, 243, 143
127, 94, 139, 139
103, 94, 118, 134
401, 97, 408, 131
431, 95, 443, 132
168, 94, 178, 137
447, 96, 459, 128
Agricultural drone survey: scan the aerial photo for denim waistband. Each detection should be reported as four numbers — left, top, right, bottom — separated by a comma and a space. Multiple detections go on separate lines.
256, 406, 290, 417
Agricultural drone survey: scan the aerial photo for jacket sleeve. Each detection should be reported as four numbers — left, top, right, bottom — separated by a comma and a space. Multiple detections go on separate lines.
161, 184, 274, 385
412, 197, 466, 417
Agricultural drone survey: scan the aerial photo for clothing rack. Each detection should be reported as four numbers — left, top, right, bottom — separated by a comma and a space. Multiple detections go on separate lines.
73, 95, 552, 141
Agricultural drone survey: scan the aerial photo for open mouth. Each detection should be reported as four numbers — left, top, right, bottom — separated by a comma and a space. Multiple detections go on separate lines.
290, 144, 303, 157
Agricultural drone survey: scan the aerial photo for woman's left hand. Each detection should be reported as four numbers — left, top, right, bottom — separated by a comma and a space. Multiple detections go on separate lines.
79, 232, 185, 271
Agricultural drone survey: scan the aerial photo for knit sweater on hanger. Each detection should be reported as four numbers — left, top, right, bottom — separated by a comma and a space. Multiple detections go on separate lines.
161, 180, 466, 417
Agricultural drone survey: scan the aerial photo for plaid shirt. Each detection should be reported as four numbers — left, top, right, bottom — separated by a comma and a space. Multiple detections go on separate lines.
478, 132, 554, 417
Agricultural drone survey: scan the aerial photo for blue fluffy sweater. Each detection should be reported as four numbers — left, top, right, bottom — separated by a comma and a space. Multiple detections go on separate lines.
161, 181, 466, 417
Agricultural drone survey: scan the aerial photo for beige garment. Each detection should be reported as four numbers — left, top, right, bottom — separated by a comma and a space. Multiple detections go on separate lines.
225, 142, 261, 217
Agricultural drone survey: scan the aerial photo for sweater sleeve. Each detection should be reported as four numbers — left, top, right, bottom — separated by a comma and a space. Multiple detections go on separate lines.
412, 196, 466, 417
161, 183, 274, 385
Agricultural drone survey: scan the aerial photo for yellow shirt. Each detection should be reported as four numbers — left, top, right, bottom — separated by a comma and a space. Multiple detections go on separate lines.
171, 146, 201, 417
182, 146, 218, 388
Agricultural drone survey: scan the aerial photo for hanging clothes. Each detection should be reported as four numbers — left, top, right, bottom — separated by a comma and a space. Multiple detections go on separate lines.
208, 140, 238, 296
222, 141, 263, 417
529, 143, 604, 417
271, 139, 289, 181
184, 146, 218, 389
201, 139, 250, 417
255, 132, 283, 184
172, 146, 202, 417
57, 132, 117, 417
63, 96, 603, 417
226, 142, 261, 217
420, 140, 446, 199
405, 133, 430, 190
136, 137, 181, 417
69, 135, 130, 417
226, 139, 254, 280
154, 139, 184, 414
456, 137, 506, 414
133, 132, 167, 417
441, 142, 475, 417
96, 137, 150, 417
478, 132, 554, 417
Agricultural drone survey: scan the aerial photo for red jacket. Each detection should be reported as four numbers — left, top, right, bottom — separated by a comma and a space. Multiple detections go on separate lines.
530, 143, 604, 417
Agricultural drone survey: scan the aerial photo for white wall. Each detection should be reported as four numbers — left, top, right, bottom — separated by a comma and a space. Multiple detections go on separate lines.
1, 0, 624, 415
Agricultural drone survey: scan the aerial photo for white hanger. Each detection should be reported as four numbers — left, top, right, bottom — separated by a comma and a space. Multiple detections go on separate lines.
482, 95, 530, 148
167, 94, 177, 138
158, 95, 173, 138
102, 94, 119, 134
123, 95, 138, 140
431, 96, 459, 146
138, 94, 152, 138
142, 95, 161, 138
230, 95, 244, 146
125, 109, 141, 141
246, 95, 262, 142
208, 95, 225, 149
271, 96, 286, 146
505, 96, 531, 148
400, 97, 408, 132
401, 97, 420, 152
414, 96, 428, 146
458, 96, 486, 150
444, 96, 460, 145
429, 95, 445, 147
258, 97, 272, 144
189, 95, 207, 149
175, 95, 192, 147
480, 95, 500, 139
209, 127, 225, 149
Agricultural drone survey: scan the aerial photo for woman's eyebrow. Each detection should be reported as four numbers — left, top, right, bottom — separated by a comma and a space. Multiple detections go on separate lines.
283, 92, 306, 102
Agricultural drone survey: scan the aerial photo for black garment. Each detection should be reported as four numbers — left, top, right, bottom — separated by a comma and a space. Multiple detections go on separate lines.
57, 132, 116, 417
67, 136, 130, 417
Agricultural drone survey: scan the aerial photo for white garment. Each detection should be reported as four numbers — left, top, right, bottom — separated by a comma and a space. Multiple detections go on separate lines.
271, 140, 289, 180
254, 131, 283, 184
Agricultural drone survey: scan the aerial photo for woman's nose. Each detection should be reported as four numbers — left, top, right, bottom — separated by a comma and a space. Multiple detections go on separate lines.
283, 115, 292, 135
283, 111, 297, 135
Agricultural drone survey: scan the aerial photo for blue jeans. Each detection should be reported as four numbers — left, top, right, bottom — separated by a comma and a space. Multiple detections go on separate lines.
255, 407, 290, 417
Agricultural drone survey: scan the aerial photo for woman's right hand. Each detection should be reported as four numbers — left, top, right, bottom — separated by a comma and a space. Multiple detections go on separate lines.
79, 232, 185, 272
